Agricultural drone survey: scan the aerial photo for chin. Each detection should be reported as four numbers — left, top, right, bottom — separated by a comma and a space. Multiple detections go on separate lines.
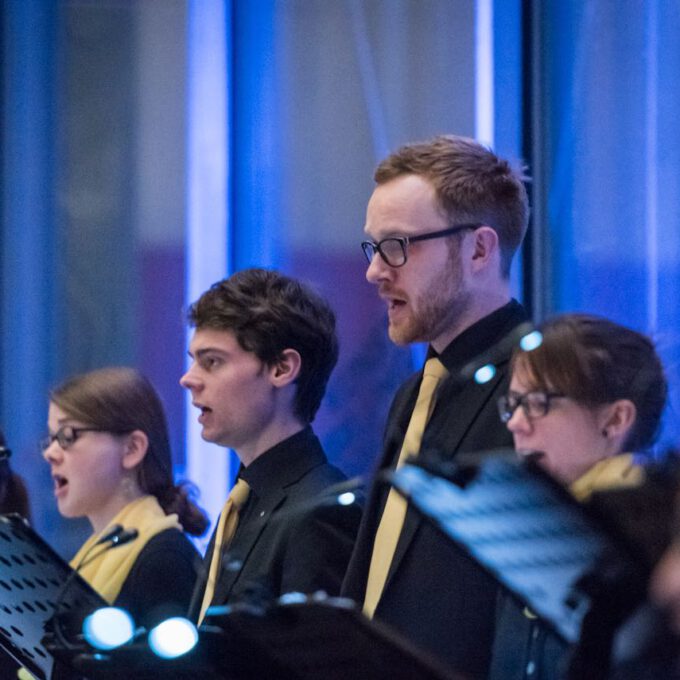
388, 325, 421, 347
388, 332, 411, 346
57, 504, 79, 519
201, 430, 228, 447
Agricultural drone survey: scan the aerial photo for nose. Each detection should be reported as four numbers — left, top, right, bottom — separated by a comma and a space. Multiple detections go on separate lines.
180, 364, 201, 391
506, 405, 531, 435
43, 439, 62, 464
365, 249, 392, 285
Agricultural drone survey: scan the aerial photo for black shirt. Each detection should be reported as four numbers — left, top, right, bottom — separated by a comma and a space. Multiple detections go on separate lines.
436, 298, 527, 371
201, 427, 361, 609
236, 427, 332, 537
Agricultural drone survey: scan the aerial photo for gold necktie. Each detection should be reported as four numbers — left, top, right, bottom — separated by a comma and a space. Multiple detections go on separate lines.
363, 357, 448, 618
198, 478, 251, 624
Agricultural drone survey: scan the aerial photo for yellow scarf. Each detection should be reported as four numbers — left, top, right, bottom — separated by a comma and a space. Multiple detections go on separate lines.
70, 495, 181, 604
569, 453, 644, 502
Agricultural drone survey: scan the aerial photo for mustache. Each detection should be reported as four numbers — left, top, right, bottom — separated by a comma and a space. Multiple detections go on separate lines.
378, 284, 406, 299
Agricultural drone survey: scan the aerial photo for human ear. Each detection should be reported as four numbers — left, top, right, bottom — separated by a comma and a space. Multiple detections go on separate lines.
121, 430, 149, 470
270, 348, 302, 387
470, 226, 499, 271
600, 400, 637, 444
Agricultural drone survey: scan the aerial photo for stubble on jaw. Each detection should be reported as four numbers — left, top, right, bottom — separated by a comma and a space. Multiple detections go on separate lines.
388, 248, 471, 348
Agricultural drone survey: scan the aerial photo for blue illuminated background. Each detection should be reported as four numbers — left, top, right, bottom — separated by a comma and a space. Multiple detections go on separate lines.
1, 0, 678, 556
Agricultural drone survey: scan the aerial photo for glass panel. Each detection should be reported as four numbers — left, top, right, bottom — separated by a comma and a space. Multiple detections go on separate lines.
538, 0, 680, 450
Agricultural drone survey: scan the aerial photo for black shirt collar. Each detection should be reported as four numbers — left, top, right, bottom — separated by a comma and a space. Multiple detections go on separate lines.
238, 426, 325, 496
432, 299, 528, 372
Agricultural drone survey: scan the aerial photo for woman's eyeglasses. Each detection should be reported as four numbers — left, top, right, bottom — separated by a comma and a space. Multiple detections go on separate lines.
497, 391, 565, 423
41, 426, 107, 451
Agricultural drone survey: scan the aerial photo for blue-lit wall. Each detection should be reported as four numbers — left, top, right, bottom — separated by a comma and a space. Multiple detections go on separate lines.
536, 1, 680, 451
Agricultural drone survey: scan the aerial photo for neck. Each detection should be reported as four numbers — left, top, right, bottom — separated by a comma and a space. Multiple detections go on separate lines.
88, 488, 146, 535
431, 289, 511, 354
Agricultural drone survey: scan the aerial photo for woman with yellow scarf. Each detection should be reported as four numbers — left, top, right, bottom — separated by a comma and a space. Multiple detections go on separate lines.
490, 314, 668, 680
43, 366, 208, 629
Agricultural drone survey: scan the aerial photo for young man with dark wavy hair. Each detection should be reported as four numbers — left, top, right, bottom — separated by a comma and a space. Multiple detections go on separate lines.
182, 268, 359, 619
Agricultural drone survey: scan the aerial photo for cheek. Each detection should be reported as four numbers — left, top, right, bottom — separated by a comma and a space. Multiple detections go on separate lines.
399, 263, 429, 294
539, 420, 604, 483
524, 421, 574, 474
72, 450, 124, 486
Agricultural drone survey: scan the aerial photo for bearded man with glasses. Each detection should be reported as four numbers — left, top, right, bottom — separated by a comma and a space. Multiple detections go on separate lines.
343, 134, 530, 679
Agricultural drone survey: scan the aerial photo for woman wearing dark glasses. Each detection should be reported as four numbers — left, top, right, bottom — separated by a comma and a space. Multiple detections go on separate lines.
498, 314, 666, 492
490, 314, 668, 680
42, 367, 208, 631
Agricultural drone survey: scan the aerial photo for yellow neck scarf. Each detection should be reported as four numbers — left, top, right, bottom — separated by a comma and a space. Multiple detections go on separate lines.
569, 453, 644, 502
70, 495, 181, 603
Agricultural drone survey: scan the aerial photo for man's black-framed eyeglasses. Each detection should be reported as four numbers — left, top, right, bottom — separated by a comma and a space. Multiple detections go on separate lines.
41, 426, 111, 451
497, 391, 566, 424
361, 223, 482, 268
0, 446, 11, 461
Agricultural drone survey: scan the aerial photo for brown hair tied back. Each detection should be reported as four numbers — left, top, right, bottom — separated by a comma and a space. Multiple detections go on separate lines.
50, 367, 208, 536
513, 314, 668, 453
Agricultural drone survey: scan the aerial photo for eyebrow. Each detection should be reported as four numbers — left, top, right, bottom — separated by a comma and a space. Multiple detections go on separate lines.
189, 347, 228, 360
51, 418, 82, 430
56, 416, 79, 425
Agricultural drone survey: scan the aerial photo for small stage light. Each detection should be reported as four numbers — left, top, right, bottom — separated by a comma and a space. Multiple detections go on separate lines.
474, 364, 496, 384
148, 617, 198, 659
519, 330, 543, 352
337, 492, 356, 506
83, 607, 135, 650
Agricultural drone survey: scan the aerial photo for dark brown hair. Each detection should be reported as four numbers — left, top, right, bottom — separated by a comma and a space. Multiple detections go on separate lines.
50, 367, 208, 536
375, 134, 529, 277
188, 268, 339, 424
0, 429, 30, 520
513, 314, 667, 452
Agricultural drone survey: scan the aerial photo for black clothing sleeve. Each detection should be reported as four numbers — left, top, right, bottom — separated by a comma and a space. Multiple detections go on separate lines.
114, 528, 200, 629
278, 499, 362, 597
51, 529, 200, 679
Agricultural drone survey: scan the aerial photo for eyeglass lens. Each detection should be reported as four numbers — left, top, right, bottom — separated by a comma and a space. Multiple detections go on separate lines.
499, 392, 552, 422
362, 238, 407, 267
41, 426, 82, 451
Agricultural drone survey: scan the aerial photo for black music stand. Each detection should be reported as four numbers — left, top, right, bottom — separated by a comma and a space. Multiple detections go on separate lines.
67, 594, 461, 680
387, 453, 658, 677
201, 595, 461, 680
0, 513, 107, 679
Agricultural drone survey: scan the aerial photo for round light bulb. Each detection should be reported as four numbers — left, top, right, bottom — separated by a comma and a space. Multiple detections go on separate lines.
148, 617, 198, 659
474, 364, 496, 384
83, 607, 135, 650
519, 330, 543, 352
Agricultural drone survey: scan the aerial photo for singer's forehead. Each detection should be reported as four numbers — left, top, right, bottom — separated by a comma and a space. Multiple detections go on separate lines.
187, 327, 239, 356
47, 403, 83, 426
